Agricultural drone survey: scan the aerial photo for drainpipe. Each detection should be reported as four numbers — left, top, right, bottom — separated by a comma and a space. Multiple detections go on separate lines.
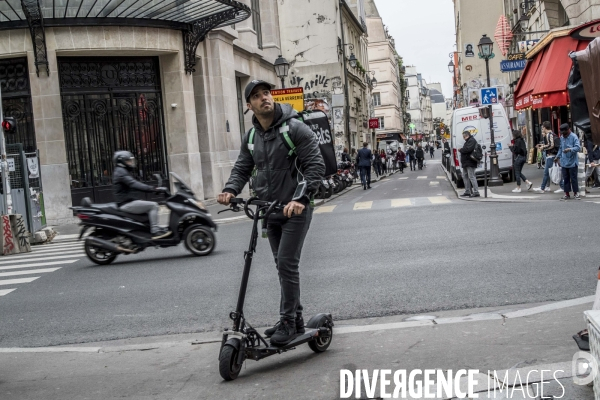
339, 0, 352, 153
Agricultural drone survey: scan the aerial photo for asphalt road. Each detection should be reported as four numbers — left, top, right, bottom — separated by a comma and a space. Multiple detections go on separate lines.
1, 153, 598, 348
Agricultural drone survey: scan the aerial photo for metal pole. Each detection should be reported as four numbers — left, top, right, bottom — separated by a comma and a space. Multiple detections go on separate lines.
486, 56, 503, 186
281, 77, 285, 89
484, 149, 488, 198
0, 84, 9, 215
339, 0, 352, 153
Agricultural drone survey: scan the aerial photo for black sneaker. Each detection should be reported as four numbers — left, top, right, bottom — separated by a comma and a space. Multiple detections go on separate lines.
592, 183, 600, 189
270, 319, 299, 347
574, 193, 581, 200
470, 192, 480, 198
560, 195, 571, 201
460, 192, 472, 197
264, 315, 305, 338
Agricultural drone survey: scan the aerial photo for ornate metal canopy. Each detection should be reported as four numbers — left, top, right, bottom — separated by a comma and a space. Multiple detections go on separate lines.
0, 0, 250, 74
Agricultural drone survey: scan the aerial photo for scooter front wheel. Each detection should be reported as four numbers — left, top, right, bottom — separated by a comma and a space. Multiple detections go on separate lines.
183, 225, 215, 256
219, 344, 243, 381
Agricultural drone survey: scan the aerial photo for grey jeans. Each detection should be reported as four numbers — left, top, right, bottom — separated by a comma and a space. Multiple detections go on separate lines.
119, 200, 159, 232
266, 206, 313, 321
462, 166, 479, 194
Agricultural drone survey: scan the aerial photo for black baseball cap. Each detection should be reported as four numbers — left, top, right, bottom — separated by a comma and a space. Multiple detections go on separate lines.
244, 80, 275, 102
560, 123, 570, 133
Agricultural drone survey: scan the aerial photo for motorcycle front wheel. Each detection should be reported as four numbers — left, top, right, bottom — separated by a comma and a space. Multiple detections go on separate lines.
184, 225, 216, 256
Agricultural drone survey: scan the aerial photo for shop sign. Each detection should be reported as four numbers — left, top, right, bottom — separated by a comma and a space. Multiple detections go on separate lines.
271, 88, 304, 112
500, 59, 527, 72
570, 19, 600, 40
517, 39, 540, 53
369, 118, 380, 129
507, 53, 525, 61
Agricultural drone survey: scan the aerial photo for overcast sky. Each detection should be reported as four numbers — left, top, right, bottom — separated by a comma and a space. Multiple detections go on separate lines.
373, 0, 455, 98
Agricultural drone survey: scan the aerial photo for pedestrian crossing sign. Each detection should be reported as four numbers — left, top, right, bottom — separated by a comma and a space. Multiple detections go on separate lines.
480, 87, 498, 105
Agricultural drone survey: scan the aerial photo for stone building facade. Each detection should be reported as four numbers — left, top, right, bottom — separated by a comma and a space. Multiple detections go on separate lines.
0, 0, 282, 226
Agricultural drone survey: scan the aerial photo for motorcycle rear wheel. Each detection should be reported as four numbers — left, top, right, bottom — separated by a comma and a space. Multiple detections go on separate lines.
84, 231, 118, 265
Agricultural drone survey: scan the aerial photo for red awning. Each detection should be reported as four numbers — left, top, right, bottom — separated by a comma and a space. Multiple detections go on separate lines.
515, 36, 589, 110
514, 51, 544, 110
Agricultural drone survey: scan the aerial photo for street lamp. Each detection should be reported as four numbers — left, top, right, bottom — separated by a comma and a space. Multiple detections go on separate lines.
448, 60, 455, 73
348, 52, 358, 69
478, 34, 503, 186
367, 71, 377, 88
273, 55, 290, 89
519, 14, 528, 31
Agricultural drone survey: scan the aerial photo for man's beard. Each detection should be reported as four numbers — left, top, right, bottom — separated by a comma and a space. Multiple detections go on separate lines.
254, 103, 274, 117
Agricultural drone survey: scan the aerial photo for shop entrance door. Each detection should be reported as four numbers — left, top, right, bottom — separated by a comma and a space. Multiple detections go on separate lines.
58, 57, 168, 206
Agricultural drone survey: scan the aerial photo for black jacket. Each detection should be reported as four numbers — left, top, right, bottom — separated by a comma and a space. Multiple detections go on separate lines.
415, 148, 424, 159
459, 135, 478, 168
112, 165, 156, 206
356, 147, 372, 168
223, 103, 325, 205
512, 137, 527, 157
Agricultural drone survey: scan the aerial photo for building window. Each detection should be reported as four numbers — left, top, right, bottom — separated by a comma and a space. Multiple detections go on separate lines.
236, 77, 246, 138
251, 0, 263, 50
373, 93, 381, 106
377, 117, 385, 130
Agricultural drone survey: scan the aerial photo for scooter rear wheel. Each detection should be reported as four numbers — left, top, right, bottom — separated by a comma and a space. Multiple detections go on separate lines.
183, 225, 215, 256
219, 344, 243, 381
308, 321, 332, 353
85, 232, 118, 265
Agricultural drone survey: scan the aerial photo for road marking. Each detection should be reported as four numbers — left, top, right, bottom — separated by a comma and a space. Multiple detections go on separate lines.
436, 176, 447, 179
32, 243, 83, 252
0, 260, 78, 271
429, 181, 439, 186
502, 296, 594, 318
353, 201, 373, 210
416, 176, 427, 179
428, 197, 451, 204
10, 248, 84, 257
0, 268, 61, 278
0, 288, 16, 296
391, 198, 412, 207
314, 205, 336, 214
398, 177, 408, 180
54, 234, 82, 241
0, 254, 83, 265
0, 277, 39, 286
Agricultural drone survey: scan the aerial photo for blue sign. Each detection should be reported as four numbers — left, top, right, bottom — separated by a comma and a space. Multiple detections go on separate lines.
480, 87, 498, 105
500, 59, 526, 72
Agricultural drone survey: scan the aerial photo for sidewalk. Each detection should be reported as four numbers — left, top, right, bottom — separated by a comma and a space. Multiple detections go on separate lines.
446, 161, 600, 203
1, 297, 594, 399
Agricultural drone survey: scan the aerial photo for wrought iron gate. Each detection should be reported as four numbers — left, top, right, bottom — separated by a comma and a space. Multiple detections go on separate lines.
0, 58, 37, 152
58, 57, 168, 206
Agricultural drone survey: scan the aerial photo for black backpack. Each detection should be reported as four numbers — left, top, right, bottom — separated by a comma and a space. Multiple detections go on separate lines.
551, 133, 561, 152
470, 143, 483, 162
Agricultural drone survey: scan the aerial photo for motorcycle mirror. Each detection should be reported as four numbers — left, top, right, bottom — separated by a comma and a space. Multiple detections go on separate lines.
154, 174, 163, 187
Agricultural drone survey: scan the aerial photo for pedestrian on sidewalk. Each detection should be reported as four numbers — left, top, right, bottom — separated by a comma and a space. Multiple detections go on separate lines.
380, 150, 387, 175
341, 147, 352, 163
458, 130, 480, 198
407, 147, 416, 171
396, 149, 405, 173
429, 145, 435, 159
585, 145, 600, 190
534, 121, 560, 193
356, 142, 372, 190
509, 129, 533, 193
555, 123, 582, 200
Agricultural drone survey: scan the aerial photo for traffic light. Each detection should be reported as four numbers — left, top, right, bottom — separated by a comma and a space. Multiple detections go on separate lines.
1, 117, 17, 134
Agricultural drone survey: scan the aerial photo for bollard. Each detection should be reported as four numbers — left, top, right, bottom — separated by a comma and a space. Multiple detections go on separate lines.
579, 153, 586, 197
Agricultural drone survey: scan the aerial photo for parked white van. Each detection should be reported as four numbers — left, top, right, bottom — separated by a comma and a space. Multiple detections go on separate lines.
447, 105, 514, 187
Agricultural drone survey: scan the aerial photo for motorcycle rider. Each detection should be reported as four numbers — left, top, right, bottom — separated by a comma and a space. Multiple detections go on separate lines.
217, 80, 325, 347
112, 151, 170, 239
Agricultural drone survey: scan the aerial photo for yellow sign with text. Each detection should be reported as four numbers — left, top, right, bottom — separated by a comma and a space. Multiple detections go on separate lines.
271, 88, 304, 112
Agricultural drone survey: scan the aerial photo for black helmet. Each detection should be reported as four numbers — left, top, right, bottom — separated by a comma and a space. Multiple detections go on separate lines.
113, 150, 135, 170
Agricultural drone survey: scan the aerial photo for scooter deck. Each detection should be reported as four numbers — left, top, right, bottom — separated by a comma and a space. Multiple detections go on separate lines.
265, 328, 320, 351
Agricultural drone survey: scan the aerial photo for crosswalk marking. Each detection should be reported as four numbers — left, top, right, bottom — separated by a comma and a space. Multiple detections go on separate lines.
0, 268, 61, 278
436, 176, 447, 179
391, 199, 412, 207
429, 181, 439, 186
398, 177, 408, 180
0, 253, 84, 265
314, 205, 337, 214
0, 277, 39, 286
353, 201, 373, 210
0, 259, 79, 272
12, 248, 84, 258
417, 176, 427, 179
0, 288, 16, 296
32, 243, 83, 252
428, 197, 451, 204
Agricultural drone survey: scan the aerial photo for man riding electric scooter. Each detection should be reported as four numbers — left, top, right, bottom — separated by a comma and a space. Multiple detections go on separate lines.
112, 151, 171, 240
217, 80, 325, 347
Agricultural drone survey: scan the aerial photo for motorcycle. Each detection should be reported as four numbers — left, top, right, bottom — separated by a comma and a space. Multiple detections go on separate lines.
71, 172, 217, 265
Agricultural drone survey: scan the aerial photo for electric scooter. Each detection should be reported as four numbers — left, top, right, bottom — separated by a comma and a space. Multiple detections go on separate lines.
217, 197, 334, 381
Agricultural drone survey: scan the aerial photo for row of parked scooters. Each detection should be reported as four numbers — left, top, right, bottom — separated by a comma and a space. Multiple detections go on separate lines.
314, 162, 357, 199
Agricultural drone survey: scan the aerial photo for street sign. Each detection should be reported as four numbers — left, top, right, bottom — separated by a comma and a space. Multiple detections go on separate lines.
500, 59, 526, 72
271, 88, 304, 112
368, 118, 379, 129
480, 87, 498, 105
